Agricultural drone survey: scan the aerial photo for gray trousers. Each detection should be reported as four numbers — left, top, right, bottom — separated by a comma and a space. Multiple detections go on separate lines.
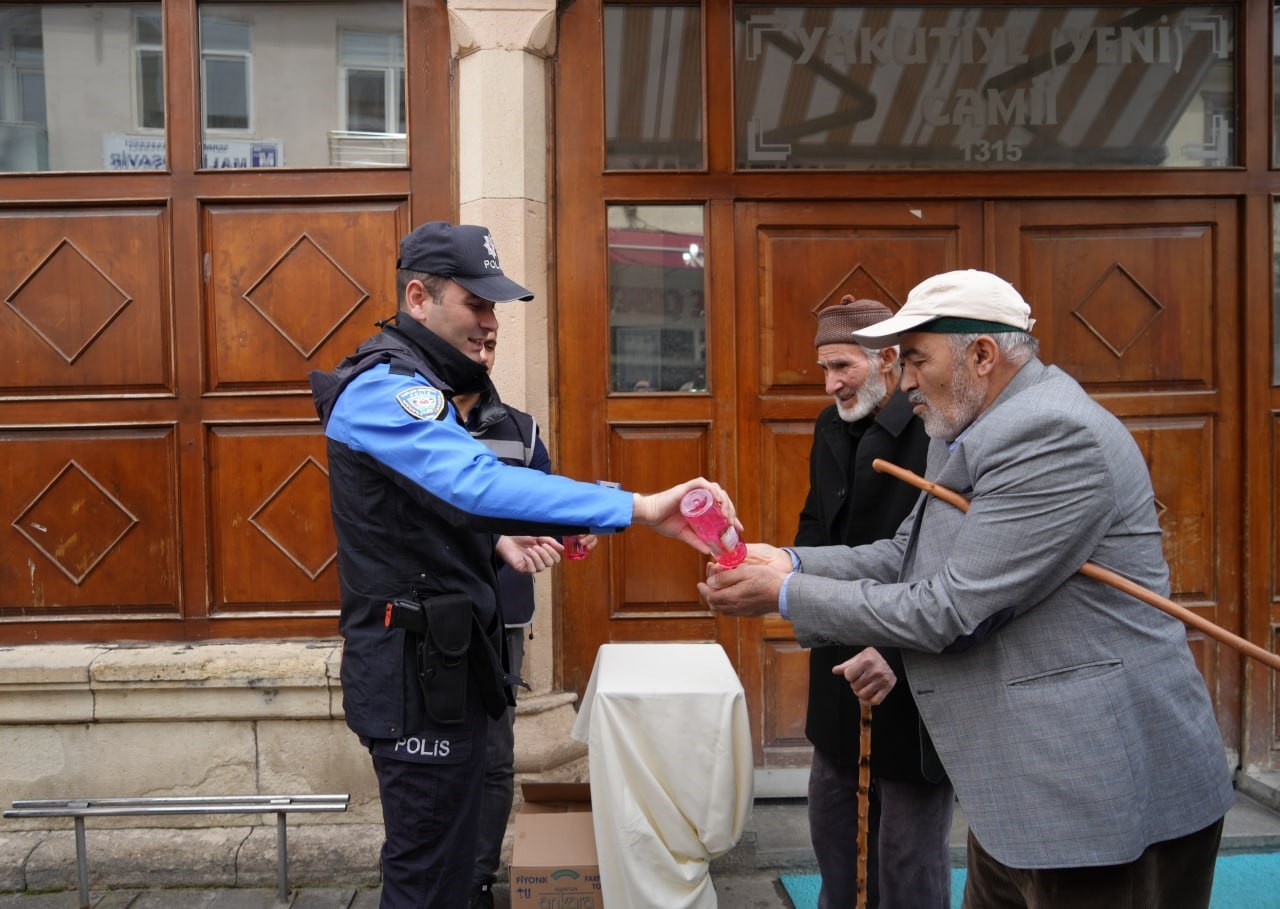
472, 627, 526, 888
876, 778, 955, 909
810, 746, 955, 909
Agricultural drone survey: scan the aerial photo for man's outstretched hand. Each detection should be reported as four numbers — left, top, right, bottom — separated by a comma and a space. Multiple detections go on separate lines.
698, 543, 791, 616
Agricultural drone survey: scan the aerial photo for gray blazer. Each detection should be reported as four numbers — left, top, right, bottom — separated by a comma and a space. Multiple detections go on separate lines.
788, 358, 1233, 868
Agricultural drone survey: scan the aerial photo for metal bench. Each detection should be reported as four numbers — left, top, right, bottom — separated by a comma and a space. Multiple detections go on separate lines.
4, 793, 350, 908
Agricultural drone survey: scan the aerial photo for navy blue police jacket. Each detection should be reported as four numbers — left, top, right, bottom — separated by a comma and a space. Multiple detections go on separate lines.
311, 313, 632, 741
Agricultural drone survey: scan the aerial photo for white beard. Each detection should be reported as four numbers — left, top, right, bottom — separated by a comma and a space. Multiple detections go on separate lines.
835, 366, 888, 423
910, 358, 985, 439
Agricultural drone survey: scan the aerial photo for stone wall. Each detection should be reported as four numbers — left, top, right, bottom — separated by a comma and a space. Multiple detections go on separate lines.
0, 641, 586, 893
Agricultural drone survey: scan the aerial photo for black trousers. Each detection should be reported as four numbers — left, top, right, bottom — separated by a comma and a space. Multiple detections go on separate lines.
963, 816, 1224, 909
368, 689, 489, 909
473, 626, 526, 888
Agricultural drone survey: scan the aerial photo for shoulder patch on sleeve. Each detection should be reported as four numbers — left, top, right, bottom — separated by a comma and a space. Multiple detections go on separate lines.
396, 386, 446, 421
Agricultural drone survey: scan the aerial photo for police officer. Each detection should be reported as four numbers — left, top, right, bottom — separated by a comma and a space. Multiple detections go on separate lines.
311, 221, 734, 908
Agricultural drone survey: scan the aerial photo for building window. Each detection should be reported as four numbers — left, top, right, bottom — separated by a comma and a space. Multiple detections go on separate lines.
1274, 200, 1280, 384
604, 3, 703, 170
339, 29, 404, 134
0, 0, 408, 171
3, 3, 166, 173
608, 205, 708, 393
134, 11, 164, 130
199, 16, 250, 131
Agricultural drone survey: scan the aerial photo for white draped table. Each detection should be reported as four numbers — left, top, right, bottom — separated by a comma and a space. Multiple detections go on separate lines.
570, 643, 754, 909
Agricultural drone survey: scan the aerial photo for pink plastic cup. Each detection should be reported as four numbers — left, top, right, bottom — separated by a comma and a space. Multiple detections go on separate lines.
563, 535, 590, 560
679, 488, 746, 568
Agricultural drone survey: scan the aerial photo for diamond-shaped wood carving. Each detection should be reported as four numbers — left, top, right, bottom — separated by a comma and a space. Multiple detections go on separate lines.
248, 456, 337, 580
242, 234, 368, 358
5, 239, 132, 364
810, 263, 901, 319
1071, 263, 1165, 357
13, 461, 139, 584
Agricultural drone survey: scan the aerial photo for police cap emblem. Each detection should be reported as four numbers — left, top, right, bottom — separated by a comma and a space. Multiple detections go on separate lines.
396, 386, 445, 421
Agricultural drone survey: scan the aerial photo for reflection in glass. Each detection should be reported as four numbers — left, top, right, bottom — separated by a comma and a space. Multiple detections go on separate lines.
340, 29, 405, 134
736, 5, 1236, 169
608, 205, 707, 393
199, 2, 405, 168
604, 4, 702, 170
1274, 4, 1280, 168
200, 17, 250, 130
0, 1, 407, 172
135, 13, 165, 130
0, 4, 164, 172
1275, 202, 1280, 384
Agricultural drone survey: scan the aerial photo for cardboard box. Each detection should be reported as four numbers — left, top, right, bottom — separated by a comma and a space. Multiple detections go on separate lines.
509, 782, 603, 908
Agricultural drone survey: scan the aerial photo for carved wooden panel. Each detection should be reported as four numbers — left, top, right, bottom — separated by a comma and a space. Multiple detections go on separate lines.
0, 427, 181, 619
1271, 410, 1280, 752
1273, 625, 1280, 750
1273, 412, 1280, 608
607, 423, 713, 615
762, 636, 811, 766
0, 207, 171, 397
1125, 415, 1216, 604
208, 424, 338, 615
997, 207, 1222, 391
754, 216, 967, 393
1186, 634, 1208, 683
203, 202, 407, 391
761, 419, 822, 547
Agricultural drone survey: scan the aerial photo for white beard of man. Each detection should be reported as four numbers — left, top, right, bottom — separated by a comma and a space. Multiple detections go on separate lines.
910, 355, 986, 440
835, 362, 888, 423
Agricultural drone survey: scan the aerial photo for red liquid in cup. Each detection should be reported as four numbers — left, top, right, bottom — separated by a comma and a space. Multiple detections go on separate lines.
679, 488, 746, 568
564, 535, 589, 560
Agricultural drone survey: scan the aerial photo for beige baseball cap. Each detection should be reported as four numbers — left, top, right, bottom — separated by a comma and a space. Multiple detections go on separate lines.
850, 269, 1035, 346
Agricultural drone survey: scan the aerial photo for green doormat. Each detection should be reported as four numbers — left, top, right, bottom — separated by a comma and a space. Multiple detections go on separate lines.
781, 852, 1280, 909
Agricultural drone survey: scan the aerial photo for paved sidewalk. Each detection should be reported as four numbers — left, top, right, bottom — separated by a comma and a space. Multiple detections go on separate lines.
2, 791, 1278, 908
0, 874, 796, 909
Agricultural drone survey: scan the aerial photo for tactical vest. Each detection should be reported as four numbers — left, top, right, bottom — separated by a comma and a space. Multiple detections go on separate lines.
471, 408, 540, 627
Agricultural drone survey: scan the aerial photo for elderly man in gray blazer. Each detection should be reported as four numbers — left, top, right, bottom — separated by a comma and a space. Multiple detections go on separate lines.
702, 269, 1234, 908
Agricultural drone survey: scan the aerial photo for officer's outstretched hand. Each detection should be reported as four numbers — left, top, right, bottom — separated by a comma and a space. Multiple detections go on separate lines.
496, 535, 562, 574
631, 478, 739, 555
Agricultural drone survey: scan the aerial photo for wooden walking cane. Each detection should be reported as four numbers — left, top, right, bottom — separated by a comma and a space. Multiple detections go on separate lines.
871, 458, 1280, 673
856, 702, 872, 909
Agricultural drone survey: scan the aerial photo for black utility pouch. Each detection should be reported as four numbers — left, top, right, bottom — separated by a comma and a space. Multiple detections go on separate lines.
470, 613, 515, 720
414, 593, 473, 725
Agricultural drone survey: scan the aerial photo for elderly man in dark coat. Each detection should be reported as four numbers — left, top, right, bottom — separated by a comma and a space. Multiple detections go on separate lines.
796, 296, 954, 909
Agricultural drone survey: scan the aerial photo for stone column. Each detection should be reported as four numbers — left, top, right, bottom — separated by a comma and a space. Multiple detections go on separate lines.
446, 0, 585, 779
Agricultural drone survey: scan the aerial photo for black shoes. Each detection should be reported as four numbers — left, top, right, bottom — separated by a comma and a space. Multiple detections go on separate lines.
469, 882, 495, 909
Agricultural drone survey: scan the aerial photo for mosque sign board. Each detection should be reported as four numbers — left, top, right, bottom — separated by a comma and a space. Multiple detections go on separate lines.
732, 5, 1235, 169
